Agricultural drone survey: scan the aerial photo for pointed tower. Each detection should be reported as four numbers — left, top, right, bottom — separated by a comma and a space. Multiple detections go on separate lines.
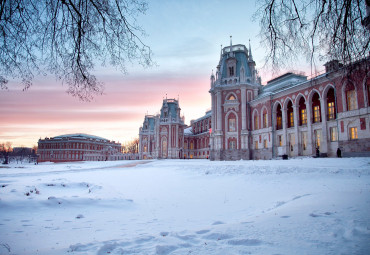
209, 39, 261, 161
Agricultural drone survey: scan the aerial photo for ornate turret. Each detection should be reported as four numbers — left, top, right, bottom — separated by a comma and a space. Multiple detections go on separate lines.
214, 40, 260, 87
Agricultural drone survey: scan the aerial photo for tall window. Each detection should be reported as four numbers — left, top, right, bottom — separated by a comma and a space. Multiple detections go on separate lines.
301, 109, 307, 125
299, 97, 307, 125
289, 112, 294, 127
349, 127, 358, 140
314, 129, 321, 149
287, 101, 294, 128
327, 88, 336, 120
278, 135, 283, 147
263, 139, 268, 149
263, 111, 268, 128
327, 102, 335, 120
347, 90, 357, 111
312, 93, 321, 123
346, 83, 357, 111
143, 145, 147, 152
313, 106, 321, 123
302, 132, 307, 151
229, 66, 234, 76
254, 114, 258, 130
276, 104, 282, 130
255, 141, 258, 149
229, 140, 236, 149
330, 127, 338, 142
228, 115, 236, 132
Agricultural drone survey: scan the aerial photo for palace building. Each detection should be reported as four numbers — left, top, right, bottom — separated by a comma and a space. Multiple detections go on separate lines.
38, 133, 123, 162
139, 41, 370, 160
139, 98, 186, 159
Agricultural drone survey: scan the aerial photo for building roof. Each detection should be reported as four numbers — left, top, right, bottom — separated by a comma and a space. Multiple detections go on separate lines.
257, 72, 308, 99
160, 99, 180, 119
184, 127, 193, 135
53, 133, 110, 142
143, 115, 156, 131
220, 51, 252, 79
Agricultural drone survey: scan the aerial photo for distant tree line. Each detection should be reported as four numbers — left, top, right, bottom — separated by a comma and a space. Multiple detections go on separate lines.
0, 142, 37, 164
121, 138, 139, 154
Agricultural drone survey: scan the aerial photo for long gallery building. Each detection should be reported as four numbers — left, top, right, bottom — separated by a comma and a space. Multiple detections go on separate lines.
38, 134, 123, 162
139, 41, 370, 160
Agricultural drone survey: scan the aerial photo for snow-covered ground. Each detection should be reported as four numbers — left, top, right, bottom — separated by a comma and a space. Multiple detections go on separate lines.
0, 158, 369, 255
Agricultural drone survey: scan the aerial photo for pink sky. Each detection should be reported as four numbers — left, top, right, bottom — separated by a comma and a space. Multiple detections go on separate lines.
0, 0, 321, 148
0, 72, 211, 147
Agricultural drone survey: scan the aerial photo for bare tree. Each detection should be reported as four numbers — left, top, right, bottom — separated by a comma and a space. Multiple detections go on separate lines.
0, 142, 13, 164
255, 0, 370, 71
122, 138, 139, 154
0, 0, 153, 101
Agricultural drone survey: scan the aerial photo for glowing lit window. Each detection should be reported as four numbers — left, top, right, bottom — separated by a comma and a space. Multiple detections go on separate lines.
278, 135, 283, 147
313, 105, 321, 123
300, 109, 307, 125
328, 102, 335, 120
263, 139, 267, 149
349, 127, 358, 140
255, 141, 258, 149
228, 95, 236, 100
314, 129, 321, 149
289, 111, 294, 127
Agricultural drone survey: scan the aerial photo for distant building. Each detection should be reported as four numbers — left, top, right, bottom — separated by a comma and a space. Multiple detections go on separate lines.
38, 133, 123, 162
183, 110, 212, 159
138, 98, 186, 159
139, 40, 370, 160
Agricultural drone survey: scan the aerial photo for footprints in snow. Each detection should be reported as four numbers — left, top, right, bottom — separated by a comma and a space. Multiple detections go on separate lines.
68, 224, 265, 255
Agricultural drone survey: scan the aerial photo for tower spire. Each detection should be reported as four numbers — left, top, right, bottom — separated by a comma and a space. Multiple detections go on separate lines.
230, 35, 232, 47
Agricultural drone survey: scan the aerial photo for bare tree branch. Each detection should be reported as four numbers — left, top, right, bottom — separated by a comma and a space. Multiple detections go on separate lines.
0, 0, 154, 101
256, 0, 369, 72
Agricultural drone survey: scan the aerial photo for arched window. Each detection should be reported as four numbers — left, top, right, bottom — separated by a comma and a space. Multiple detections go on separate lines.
327, 87, 336, 120
299, 97, 307, 125
276, 104, 282, 130
228, 114, 236, 132
312, 93, 321, 123
345, 83, 357, 111
287, 101, 294, 128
